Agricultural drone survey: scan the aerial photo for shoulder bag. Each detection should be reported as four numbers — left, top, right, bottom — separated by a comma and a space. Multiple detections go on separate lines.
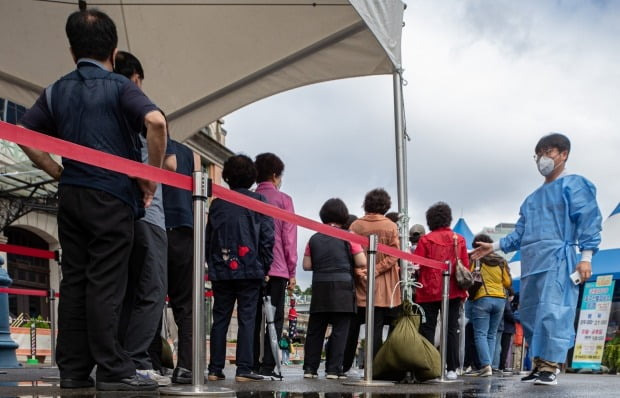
453, 234, 474, 290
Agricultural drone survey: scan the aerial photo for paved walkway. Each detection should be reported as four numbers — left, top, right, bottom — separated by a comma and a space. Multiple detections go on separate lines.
1, 364, 619, 397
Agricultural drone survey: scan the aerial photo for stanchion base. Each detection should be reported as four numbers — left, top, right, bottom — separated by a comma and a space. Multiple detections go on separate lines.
342, 379, 395, 387
424, 378, 464, 384
159, 385, 234, 396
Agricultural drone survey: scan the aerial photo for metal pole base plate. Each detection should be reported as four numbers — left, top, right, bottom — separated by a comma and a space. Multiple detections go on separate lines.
160, 385, 234, 396
343, 380, 395, 387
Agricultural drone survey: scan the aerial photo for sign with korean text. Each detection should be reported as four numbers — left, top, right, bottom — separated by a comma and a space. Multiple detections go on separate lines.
572, 275, 615, 369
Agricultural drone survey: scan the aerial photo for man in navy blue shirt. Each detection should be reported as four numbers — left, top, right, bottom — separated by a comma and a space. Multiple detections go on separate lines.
19, 8, 166, 392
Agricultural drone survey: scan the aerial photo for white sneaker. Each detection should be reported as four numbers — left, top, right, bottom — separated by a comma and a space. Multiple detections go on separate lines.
446, 370, 457, 380
137, 369, 172, 386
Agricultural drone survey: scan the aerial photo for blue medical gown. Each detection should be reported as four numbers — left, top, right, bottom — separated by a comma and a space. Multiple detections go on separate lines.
500, 174, 602, 363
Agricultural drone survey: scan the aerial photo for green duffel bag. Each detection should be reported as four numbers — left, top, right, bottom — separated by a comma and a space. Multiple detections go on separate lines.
372, 301, 441, 382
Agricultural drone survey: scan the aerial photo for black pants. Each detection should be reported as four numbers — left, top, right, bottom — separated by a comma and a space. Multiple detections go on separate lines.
341, 306, 394, 372
499, 332, 513, 370
464, 321, 480, 370
304, 312, 352, 373
418, 298, 462, 372
166, 226, 193, 370
118, 220, 167, 370
253, 276, 288, 372
56, 186, 135, 382
209, 279, 261, 375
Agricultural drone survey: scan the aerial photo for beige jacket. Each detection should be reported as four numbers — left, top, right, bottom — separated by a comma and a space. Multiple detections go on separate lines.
350, 214, 401, 308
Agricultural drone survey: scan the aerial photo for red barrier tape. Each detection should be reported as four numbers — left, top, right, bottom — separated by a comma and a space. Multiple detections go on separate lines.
0, 121, 191, 191
0, 121, 447, 271
0, 287, 49, 297
211, 185, 447, 270
0, 243, 55, 260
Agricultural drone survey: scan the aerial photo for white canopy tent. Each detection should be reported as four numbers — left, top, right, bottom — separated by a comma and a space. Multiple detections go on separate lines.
1, 1, 413, 386
1, 0, 411, 282
1, 0, 403, 140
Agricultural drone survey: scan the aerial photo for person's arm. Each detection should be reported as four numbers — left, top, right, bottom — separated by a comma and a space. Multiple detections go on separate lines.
302, 255, 312, 271
569, 177, 603, 282
472, 212, 525, 260
502, 262, 512, 288
18, 146, 63, 180
18, 91, 63, 180
459, 236, 470, 268
163, 154, 177, 172
375, 225, 400, 275
193, 152, 201, 171
135, 110, 167, 207
282, 195, 298, 292
259, 211, 275, 276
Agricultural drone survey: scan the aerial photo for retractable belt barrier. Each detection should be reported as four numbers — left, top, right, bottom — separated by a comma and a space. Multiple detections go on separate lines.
0, 121, 446, 271
0, 243, 56, 260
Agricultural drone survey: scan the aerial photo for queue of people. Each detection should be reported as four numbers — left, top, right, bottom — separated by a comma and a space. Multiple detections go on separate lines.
14, 5, 601, 392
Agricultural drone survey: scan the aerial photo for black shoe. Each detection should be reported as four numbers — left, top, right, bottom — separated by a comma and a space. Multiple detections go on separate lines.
172, 367, 192, 384
534, 371, 557, 386
235, 372, 264, 382
207, 371, 225, 381
60, 377, 94, 389
96, 375, 158, 391
259, 369, 283, 380
521, 368, 539, 383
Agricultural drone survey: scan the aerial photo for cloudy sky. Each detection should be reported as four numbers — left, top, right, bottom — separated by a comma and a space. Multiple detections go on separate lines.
224, 0, 620, 290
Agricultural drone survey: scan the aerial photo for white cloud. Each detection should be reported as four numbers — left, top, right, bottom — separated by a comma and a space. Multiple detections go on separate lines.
225, 1, 620, 289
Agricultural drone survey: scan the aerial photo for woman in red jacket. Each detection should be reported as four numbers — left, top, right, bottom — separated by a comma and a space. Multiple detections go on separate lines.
413, 202, 468, 380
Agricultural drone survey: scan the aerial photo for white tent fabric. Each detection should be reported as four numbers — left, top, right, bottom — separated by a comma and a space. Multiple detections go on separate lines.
0, 0, 403, 141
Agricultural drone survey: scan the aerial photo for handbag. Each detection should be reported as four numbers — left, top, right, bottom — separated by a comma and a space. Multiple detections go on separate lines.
467, 259, 486, 297
453, 234, 474, 290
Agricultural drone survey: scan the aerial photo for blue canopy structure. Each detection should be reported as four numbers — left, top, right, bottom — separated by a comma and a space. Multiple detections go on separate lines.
453, 218, 474, 250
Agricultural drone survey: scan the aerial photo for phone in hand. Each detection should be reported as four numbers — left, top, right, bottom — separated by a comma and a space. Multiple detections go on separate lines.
570, 271, 582, 285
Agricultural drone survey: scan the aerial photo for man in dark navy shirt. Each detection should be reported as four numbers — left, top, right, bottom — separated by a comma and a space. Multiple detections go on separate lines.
18, 8, 166, 392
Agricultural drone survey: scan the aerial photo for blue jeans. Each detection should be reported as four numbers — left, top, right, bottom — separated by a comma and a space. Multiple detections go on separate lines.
471, 297, 505, 367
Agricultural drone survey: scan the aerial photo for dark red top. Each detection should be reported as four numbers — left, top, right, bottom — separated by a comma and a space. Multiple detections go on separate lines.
413, 227, 469, 303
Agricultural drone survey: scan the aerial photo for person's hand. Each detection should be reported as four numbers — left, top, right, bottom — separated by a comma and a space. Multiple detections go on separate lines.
136, 178, 157, 208
575, 261, 592, 284
287, 277, 296, 294
470, 241, 494, 260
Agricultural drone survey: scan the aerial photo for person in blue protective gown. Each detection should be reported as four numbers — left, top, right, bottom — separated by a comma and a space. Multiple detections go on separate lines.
472, 133, 602, 386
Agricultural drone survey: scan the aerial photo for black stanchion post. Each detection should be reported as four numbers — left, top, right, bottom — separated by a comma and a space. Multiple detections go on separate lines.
49, 288, 56, 367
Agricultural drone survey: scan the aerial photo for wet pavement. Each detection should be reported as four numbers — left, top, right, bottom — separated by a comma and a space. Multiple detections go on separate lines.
0, 364, 619, 397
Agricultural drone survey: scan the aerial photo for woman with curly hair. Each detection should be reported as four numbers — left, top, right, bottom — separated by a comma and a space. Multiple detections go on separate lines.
343, 188, 401, 367
413, 202, 468, 380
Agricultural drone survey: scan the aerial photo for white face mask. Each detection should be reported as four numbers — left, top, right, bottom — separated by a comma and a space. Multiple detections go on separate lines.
537, 156, 555, 176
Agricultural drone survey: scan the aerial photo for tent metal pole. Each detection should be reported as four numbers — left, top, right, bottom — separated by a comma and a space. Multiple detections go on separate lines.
160, 174, 232, 396
393, 71, 410, 301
